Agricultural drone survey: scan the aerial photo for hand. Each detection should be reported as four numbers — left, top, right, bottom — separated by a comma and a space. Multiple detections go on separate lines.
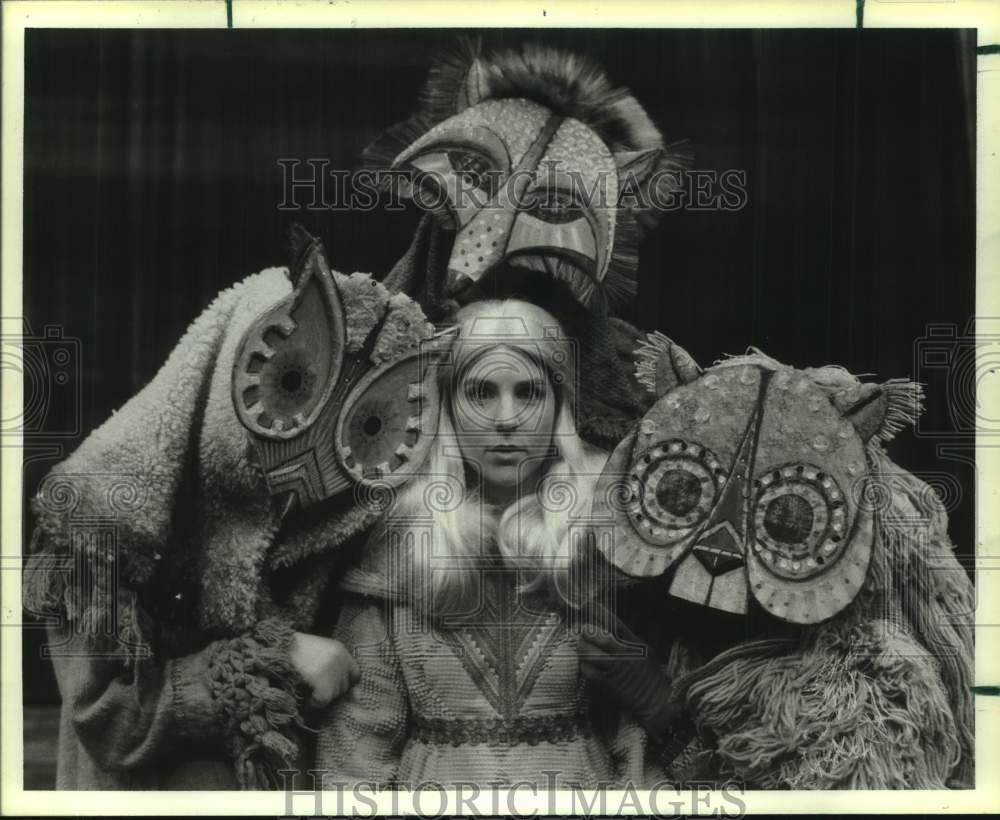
289, 632, 360, 709
577, 610, 686, 737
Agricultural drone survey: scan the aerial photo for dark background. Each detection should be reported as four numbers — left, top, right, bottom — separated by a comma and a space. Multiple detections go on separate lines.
22, 28, 976, 707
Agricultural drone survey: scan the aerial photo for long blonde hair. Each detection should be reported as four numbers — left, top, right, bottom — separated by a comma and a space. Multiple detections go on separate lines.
383, 299, 609, 617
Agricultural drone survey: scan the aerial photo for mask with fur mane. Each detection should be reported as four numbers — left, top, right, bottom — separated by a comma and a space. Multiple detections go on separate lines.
364, 39, 689, 313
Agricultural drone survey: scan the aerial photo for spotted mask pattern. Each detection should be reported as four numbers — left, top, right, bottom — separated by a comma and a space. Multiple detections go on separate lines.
592, 338, 923, 625
393, 98, 619, 307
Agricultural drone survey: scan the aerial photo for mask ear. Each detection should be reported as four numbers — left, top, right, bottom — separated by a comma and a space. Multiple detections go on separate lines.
456, 57, 492, 111
634, 331, 701, 397
843, 379, 924, 443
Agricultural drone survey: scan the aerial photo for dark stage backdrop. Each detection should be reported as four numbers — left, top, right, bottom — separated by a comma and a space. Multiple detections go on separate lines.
22, 28, 976, 704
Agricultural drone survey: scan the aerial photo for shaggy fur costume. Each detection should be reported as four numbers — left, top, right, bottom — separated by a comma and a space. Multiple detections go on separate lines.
24, 266, 434, 789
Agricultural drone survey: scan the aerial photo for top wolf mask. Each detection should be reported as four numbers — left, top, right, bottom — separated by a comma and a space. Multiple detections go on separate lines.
365, 41, 689, 313
592, 334, 924, 626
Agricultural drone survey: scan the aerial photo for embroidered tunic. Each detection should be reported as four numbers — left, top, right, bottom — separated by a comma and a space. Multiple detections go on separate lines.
315, 563, 649, 788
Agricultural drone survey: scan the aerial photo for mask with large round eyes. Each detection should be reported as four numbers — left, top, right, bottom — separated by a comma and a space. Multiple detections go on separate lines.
627, 439, 725, 548
750, 464, 848, 579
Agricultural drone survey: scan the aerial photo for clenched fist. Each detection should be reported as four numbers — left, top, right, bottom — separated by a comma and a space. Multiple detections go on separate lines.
577, 609, 686, 737
289, 632, 361, 709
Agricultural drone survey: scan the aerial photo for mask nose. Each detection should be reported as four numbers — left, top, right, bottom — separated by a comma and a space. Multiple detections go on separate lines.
690, 455, 749, 577
446, 207, 516, 294
667, 370, 769, 616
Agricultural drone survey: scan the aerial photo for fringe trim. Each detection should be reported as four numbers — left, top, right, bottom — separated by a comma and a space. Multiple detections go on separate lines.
873, 379, 925, 443
865, 446, 975, 784
208, 617, 308, 790
22, 529, 154, 670
633, 330, 673, 394
633, 331, 700, 396
683, 612, 961, 789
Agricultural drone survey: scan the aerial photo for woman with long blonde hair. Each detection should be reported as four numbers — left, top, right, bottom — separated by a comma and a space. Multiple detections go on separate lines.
313, 297, 653, 788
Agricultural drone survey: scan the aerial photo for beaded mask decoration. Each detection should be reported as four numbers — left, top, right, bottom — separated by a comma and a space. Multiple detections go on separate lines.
591, 334, 924, 625
364, 40, 688, 313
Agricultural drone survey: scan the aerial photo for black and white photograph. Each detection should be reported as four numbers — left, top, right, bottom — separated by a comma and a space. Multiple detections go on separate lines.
3, 1, 998, 814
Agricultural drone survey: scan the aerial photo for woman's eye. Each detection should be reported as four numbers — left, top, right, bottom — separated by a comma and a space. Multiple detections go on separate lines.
514, 381, 545, 402
464, 381, 494, 404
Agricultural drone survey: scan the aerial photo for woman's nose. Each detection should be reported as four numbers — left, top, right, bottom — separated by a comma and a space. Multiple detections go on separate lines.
495, 392, 519, 429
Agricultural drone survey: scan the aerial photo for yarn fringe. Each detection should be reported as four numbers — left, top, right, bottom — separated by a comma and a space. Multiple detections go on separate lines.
208, 617, 309, 790
872, 379, 925, 443
22, 528, 154, 671
634, 331, 673, 394
672, 447, 974, 789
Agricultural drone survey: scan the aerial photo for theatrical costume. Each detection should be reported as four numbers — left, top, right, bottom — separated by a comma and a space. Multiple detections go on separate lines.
23, 32, 974, 793
23, 262, 438, 789
306, 40, 695, 787
587, 338, 975, 788
23, 37, 677, 788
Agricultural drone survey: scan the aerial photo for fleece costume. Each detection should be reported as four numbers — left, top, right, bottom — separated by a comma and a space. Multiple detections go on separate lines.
23, 267, 435, 789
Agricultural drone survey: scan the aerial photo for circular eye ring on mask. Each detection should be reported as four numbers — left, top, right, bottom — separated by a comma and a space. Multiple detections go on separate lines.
750, 463, 847, 581
627, 439, 725, 547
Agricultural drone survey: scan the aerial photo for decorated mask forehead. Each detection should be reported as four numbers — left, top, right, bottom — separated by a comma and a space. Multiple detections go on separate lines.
592, 336, 923, 626
396, 98, 552, 173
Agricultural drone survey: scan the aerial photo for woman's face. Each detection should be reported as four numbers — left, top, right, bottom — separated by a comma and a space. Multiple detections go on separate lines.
451, 346, 558, 500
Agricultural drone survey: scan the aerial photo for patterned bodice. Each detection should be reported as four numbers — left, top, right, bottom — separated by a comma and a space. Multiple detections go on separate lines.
388, 568, 587, 729
318, 564, 649, 788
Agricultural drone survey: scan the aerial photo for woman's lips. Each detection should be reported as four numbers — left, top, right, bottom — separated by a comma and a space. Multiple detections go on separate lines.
487, 445, 524, 453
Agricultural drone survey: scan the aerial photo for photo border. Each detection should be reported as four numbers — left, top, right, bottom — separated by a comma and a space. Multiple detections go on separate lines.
3, 0, 998, 814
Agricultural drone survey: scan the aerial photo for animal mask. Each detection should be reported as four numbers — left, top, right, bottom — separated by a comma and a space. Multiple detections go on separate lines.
591, 333, 924, 625
364, 41, 688, 312
232, 226, 450, 518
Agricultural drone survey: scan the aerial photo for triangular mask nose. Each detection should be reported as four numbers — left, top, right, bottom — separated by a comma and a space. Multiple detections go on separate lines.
667, 368, 770, 616
689, 378, 766, 575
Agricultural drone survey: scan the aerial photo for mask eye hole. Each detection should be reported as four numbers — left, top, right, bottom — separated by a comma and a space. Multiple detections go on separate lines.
751, 464, 848, 579
446, 149, 500, 197
524, 189, 584, 224
656, 469, 703, 516
627, 440, 724, 547
763, 494, 815, 543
